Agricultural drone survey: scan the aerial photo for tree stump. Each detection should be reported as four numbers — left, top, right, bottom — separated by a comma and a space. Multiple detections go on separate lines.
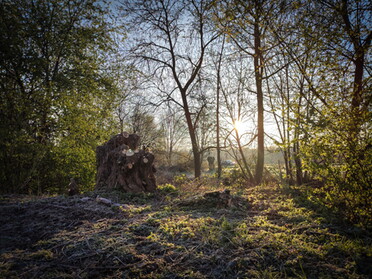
68, 178, 80, 196
95, 132, 157, 192
207, 156, 215, 171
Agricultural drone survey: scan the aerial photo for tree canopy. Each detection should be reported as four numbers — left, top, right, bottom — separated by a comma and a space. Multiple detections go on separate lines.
0, 0, 121, 194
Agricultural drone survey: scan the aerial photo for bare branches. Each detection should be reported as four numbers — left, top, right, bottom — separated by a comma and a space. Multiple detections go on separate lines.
119, 0, 220, 177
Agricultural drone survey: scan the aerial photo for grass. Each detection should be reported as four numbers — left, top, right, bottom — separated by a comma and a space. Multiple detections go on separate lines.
0, 176, 371, 278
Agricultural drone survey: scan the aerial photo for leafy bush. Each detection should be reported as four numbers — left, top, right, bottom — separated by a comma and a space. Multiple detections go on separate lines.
301, 112, 372, 227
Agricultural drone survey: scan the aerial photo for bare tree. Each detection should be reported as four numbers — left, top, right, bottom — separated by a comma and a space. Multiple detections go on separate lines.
214, 35, 225, 178
160, 101, 188, 166
120, 0, 219, 177
214, 0, 284, 184
219, 52, 256, 181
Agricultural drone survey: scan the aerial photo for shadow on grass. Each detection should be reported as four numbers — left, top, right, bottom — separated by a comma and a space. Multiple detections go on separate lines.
279, 184, 372, 277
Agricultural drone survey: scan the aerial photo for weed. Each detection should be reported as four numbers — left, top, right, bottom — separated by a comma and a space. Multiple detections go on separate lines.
174, 174, 188, 185
157, 183, 179, 195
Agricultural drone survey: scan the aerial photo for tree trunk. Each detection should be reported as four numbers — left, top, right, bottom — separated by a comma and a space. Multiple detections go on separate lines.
235, 129, 254, 182
168, 144, 173, 166
293, 140, 303, 185
180, 89, 201, 178
294, 78, 305, 185
352, 52, 364, 113
349, 50, 365, 144
216, 37, 225, 179
254, 21, 264, 185
216, 88, 221, 178
339, 0, 371, 138
95, 132, 157, 192
285, 65, 294, 184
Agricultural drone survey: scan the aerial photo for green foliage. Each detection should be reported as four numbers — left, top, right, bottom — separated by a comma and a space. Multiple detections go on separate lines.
269, 0, 372, 227
301, 110, 372, 227
159, 215, 218, 241
173, 174, 188, 185
0, 0, 122, 194
157, 183, 179, 194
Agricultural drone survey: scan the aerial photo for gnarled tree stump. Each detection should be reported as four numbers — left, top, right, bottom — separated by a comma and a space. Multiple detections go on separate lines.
95, 132, 157, 192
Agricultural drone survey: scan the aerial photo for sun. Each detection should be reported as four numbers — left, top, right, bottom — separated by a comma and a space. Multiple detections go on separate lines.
233, 119, 245, 134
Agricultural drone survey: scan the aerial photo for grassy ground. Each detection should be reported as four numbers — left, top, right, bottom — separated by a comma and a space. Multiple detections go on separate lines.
0, 176, 371, 278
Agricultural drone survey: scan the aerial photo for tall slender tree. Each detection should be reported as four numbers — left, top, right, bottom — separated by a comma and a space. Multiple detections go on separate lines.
215, 36, 225, 178
214, 0, 285, 184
